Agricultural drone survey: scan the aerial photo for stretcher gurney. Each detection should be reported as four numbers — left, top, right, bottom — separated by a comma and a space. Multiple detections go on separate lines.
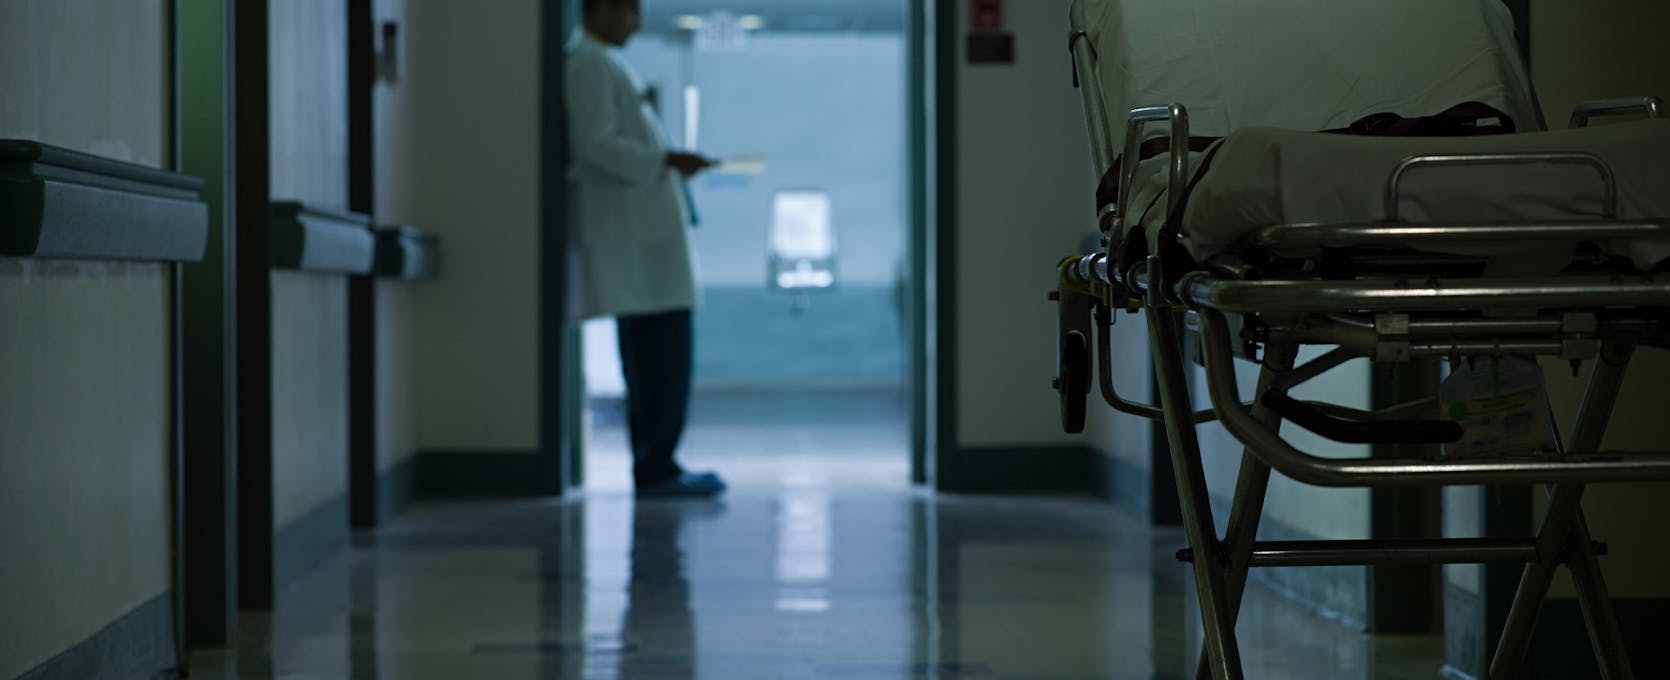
1052, 1, 1670, 678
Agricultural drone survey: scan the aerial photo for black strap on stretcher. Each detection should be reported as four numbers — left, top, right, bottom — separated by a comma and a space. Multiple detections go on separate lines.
1094, 102, 1519, 212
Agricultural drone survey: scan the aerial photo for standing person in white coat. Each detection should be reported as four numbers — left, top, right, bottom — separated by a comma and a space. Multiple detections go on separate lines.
567, 0, 725, 497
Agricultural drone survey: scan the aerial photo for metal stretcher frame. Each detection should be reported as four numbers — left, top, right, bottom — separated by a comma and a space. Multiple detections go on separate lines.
1056, 2, 1670, 679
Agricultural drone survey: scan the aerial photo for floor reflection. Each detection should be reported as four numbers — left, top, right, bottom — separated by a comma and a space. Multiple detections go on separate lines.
617, 502, 700, 679
187, 486, 1444, 679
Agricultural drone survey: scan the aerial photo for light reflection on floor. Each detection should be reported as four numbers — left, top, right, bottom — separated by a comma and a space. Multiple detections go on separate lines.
187, 392, 1445, 679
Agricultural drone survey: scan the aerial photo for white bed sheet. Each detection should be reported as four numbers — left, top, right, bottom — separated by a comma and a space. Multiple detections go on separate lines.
1179, 120, 1670, 269
1084, 0, 1544, 148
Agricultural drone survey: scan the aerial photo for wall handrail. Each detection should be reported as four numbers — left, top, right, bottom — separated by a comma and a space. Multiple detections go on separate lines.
372, 225, 440, 280
0, 139, 208, 262
270, 201, 375, 274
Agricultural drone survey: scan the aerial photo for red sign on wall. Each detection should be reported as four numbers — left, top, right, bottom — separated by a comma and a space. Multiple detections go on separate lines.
971, 0, 1003, 31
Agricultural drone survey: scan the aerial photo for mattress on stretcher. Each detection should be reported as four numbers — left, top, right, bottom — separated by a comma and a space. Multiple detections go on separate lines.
1083, 0, 1543, 146
1179, 119, 1670, 269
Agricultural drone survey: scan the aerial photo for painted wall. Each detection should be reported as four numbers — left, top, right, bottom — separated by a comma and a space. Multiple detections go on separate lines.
269, 271, 352, 527
1530, 0, 1670, 129
376, 280, 419, 471
1530, 0, 1670, 601
269, 0, 352, 530
1084, 313, 1155, 490
952, 0, 1098, 449
372, 0, 421, 475
271, 0, 350, 207
376, 0, 542, 452
0, 1, 173, 676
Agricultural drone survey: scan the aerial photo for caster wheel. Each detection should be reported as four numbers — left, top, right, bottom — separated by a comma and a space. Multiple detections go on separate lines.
1058, 330, 1090, 433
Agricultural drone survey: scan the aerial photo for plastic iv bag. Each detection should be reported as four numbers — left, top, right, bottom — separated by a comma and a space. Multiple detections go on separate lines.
1439, 357, 1557, 458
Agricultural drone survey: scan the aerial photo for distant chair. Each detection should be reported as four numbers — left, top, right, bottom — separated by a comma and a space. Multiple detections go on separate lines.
767, 189, 838, 302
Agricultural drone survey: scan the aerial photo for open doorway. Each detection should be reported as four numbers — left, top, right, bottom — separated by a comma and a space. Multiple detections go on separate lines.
581, 1, 915, 491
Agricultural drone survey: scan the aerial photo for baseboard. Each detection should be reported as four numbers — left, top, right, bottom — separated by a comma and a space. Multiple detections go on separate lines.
375, 456, 417, 523
1090, 451, 1155, 523
1528, 597, 1670, 678
1238, 515, 1370, 632
18, 593, 178, 680
938, 445, 1101, 494
1109, 445, 1371, 630
1443, 579, 1489, 679
1092, 449, 1372, 629
273, 494, 349, 595
412, 449, 554, 499
940, 446, 1170, 522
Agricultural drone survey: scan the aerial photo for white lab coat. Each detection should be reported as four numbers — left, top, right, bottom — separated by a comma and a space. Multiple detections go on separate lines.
565, 31, 698, 320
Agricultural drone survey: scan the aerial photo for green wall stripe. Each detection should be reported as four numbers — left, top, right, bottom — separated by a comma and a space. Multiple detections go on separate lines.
175, 0, 238, 648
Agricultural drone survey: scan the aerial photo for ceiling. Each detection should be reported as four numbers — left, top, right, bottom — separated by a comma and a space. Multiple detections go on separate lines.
640, 0, 908, 34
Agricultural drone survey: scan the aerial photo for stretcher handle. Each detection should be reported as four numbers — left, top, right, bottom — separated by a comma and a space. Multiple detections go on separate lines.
1119, 105, 1192, 232
1260, 392, 1463, 445
1386, 152, 1618, 221
1570, 96, 1664, 129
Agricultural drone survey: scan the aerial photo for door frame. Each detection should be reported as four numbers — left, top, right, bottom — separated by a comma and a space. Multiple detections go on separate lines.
540, 0, 943, 489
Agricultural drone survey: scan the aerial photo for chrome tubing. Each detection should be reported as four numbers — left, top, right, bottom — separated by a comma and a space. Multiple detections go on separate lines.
1196, 310, 1670, 487
1179, 274, 1670, 315
1571, 96, 1665, 128
1387, 153, 1619, 221
1251, 221, 1670, 259
1119, 105, 1192, 232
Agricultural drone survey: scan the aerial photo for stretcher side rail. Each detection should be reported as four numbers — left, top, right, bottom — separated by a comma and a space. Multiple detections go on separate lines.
1571, 96, 1665, 129
1177, 274, 1670, 314
1389, 153, 1619, 220
1115, 105, 1192, 237
1250, 221, 1670, 258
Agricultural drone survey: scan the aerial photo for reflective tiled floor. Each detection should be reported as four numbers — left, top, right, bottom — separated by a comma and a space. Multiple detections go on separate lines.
189, 393, 1446, 679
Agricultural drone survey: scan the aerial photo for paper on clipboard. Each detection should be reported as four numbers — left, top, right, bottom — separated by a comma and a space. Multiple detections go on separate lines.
712, 155, 767, 175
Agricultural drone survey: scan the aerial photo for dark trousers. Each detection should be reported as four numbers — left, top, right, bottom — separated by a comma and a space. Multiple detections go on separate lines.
616, 309, 692, 487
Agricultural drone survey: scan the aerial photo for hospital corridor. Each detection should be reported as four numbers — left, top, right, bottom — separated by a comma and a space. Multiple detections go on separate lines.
8, 1, 1670, 679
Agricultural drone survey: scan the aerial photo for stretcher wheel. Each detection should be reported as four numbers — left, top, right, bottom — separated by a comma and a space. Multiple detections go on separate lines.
1058, 330, 1090, 433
